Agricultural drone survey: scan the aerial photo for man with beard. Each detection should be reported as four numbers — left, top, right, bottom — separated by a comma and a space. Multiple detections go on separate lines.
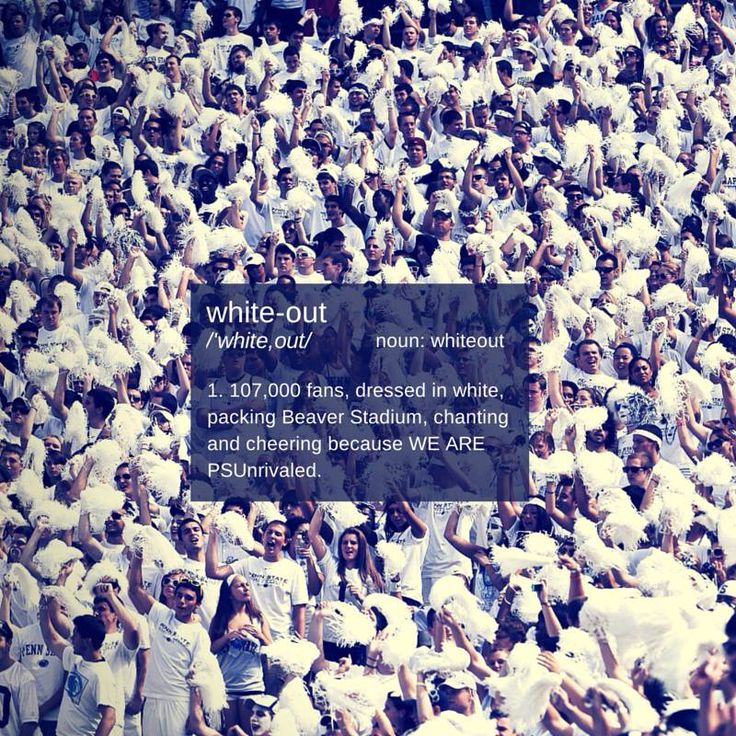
206, 520, 307, 639
78, 502, 128, 568
226, 44, 251, 89
488, 150, 526, 220
210, 6, 254, 79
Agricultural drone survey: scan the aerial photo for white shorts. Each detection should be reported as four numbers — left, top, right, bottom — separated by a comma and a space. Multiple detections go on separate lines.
142, 697, 189, 736
124, 712, 142, 736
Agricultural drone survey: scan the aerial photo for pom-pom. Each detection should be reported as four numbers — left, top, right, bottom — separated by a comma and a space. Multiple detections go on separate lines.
214, 511, 255, 551
323, 601, 376, 646
262, 638, 319, 677
33, 539, 83, 581
81, 485, 125, 531
29, 500, 78, 532
409, 644, 471, 675
341, 163, 365, 187
134, 452, 182, 504
190, 2, 211, 32
339, 0, 364, 36
187, 650, 228, 729
575, 406, 609, 432
693, 453, 736, 486
12, 469, 48, 508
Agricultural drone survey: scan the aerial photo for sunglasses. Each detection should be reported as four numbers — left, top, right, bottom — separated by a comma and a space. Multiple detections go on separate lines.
472, 174, 486, 180
596, 266, 615, 274
19, 336, 37, 345
129, 394, 142, 403
114, 473, 131, 482
623, 465, 648, 473
109, 512, 123, 520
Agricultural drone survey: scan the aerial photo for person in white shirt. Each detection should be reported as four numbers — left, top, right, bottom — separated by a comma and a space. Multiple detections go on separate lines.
0, 620, 39, 736
128, 552, 211, 736
9, 618, 64, 734
293, 245, 327, 283
206, 520, 308, 639
39, 607, 118, 736
380, 496, 428, 606
91, 584, 143, 736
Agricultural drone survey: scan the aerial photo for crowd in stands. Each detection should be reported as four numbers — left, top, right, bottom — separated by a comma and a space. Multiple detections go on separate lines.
1, 0, 736, 733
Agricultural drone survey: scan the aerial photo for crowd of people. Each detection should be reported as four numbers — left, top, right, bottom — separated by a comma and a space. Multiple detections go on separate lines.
1, 0, 736, 733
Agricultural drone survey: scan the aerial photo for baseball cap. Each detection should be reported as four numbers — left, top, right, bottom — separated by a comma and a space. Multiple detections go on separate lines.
349, 83, 370, 95
432, 208, 453, 219
517, 42, 538, 57
510, 28, 529, 41
112, 106, 130, 120
247, 694, 278, 710
539, 264, 564, 281
439, 672, 477, 690
533, 142, 562, 165
244, 252, 265, 267
404, 136, 427, 150
295, 245, 317, 258
94, 281, 114, 295
513, 120, 532, 132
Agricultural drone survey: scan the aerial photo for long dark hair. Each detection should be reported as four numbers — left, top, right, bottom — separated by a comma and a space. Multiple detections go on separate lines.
209, 576, 264, 642
337, 527, 383, 592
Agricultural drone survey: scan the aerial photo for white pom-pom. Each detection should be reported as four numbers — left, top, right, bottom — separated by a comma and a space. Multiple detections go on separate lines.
190, 2, 211, 32
80, 485, 125, 532
651, 283, 689, 313
85, 559, 128, 596
324, 602, 376, 646
575, 406, 609, 432
339, 0, 364, 35
124, 524, 182, 571
409, 644, 470, 674
29, 499, 78, 532
262, 638, 319, 677
152, 321, 186, 365
341, 163, 365, 187
214, 511, 254, 551
12, 469, 49, 509
187, 651, 228, 729
33, 540, 83, 581
693, 453, 736, 486
135, 451, 182, 503
131, 170, 148, 208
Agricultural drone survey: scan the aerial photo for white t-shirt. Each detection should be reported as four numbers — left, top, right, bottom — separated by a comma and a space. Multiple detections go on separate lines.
58, 646, 119, 736
144, 601, 210, 701
0, 661, 38, 735
100, 631, 138, 704
10, 622, 64, 722
230, 555, 308, 639
382, 525, 428, 604
417, 503, 472, 580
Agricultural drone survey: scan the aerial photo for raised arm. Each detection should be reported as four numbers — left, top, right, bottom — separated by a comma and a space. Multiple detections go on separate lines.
39, 596, 71, 659
307, 507, 328, 561
127, 550, 155, 615
204, 526, 234, 579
